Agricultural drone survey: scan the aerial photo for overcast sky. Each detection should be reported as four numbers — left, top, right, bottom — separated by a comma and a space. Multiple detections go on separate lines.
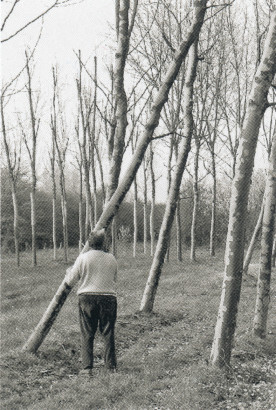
2, 0, 114, 92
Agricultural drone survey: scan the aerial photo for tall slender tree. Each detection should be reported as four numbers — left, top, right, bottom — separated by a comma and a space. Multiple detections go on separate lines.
2, 98, 22, 266
140, 37, 200, 313
211, 11, 276, 367
21, 52, 39, 266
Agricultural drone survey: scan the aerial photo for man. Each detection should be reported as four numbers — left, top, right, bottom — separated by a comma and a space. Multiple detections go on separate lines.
65, 229, 118, 377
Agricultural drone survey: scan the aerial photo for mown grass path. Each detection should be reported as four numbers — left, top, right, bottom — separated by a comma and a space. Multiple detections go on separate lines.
1, 245, 275, 409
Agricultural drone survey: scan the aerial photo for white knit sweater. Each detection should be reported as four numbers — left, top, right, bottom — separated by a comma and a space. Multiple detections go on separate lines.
65, 250, 117, 296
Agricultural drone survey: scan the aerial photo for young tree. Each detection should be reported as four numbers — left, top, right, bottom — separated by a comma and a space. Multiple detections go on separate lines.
21, 52, 39, 266
77, 51, 94, 239
49, 123, 57, 261
210, 12, 276, 367
1, 97, 22, 266
253, 132, 276, 338
51, 68, 69, 263
140, 37, 200, 313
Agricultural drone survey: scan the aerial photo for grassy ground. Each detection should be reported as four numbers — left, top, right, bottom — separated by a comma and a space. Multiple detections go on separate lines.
1, 244, 276, 409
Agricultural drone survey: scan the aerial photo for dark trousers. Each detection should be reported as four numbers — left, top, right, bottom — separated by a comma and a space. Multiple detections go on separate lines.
78, 294, 117, 370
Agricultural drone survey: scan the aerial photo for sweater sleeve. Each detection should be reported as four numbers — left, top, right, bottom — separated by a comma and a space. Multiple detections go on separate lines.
64, 255, 82, 288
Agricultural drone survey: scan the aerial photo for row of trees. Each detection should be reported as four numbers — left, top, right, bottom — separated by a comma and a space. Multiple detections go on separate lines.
1, 166, 266, 254
2, 0, 276, 368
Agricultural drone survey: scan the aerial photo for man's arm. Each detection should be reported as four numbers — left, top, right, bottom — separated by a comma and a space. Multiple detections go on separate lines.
64, 255, 82, 288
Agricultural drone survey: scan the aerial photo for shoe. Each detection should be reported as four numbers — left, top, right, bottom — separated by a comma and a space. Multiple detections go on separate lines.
79, 368, 92, 377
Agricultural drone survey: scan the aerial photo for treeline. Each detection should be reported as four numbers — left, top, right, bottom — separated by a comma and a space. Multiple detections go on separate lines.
1, 167, 265, 254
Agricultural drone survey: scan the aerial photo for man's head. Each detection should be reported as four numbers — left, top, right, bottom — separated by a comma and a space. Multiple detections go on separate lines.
88, 229, 105, 250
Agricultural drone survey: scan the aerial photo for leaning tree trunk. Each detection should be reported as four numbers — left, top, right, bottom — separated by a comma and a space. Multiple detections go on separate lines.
140, 39, 199, 313
253, 133, 276, 338
243, 200, 264, 274
22, 1, 208, 353
210, 14, 276, 367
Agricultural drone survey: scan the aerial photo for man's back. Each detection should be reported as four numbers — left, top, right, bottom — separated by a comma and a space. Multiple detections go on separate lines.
65, 250, 117, 295
77, 250, 117, 295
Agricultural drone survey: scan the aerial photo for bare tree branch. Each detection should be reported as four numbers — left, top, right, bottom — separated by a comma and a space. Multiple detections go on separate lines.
1, 0, 76, 42
1, 0, 20, 31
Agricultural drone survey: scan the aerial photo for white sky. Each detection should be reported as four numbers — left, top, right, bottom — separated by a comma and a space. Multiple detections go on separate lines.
2, 0, 114, 85
1, 0, 272, 203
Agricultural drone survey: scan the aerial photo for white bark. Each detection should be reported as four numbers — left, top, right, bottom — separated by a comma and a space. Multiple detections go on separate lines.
211, 13, 276, 367
253, 133, 276, 338
140, 38, 200, 313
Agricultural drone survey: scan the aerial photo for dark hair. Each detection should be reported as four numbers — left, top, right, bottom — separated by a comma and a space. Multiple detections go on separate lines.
88, 230, 105, 250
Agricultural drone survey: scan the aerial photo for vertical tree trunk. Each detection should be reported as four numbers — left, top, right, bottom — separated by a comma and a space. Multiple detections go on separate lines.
107, 0, 130, 198
50, 150, 57, 261
22, 2, 208, 353
52, 196, 57, 260
191, 140, 200, 261
150, 144, 156, 257
253, 134, 276, 338
12, 188, 20, 267
211, 14, 276, 367
77, 50, 93, 239
272, 232, 276, 268
140, 39, 199, 313
2, 99, 21, 266
60, 179, 68, 263
176, 199, 182, 262
133, 176, 138, 258
25, 52, 38, 267
79, 164, 83, 253
30, 189, 37, 266
143, 158, 148, 254
166, 141, 174, 262
90, 56, 98, 227
210, 152, 217, 256
243, 201, 264, 274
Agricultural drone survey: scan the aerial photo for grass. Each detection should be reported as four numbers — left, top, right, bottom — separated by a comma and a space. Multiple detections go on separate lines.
1, 244, 276, 409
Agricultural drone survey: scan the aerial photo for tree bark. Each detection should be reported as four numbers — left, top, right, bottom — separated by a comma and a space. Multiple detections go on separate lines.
191, 139, 200, 261
176, 199, 182, 262
210, 151, 217, 256
150, 144, 156, 257
25, 52, 38, 267
210, 13, 276, 367
12, 188, 20, 266
253, 133, 276, 338
133, 175, 138, 258
243, 200, 264, 274
143, 158, 148, 254
140, 39, 199, 313
78, 161, 83, 253
272, 232, 276, 268
107, 0, 130, 199
22, 1, 208, 353
2, 99, 21, 266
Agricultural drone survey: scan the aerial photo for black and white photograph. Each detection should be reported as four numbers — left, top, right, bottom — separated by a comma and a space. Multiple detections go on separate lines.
1, 0, 276, 408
